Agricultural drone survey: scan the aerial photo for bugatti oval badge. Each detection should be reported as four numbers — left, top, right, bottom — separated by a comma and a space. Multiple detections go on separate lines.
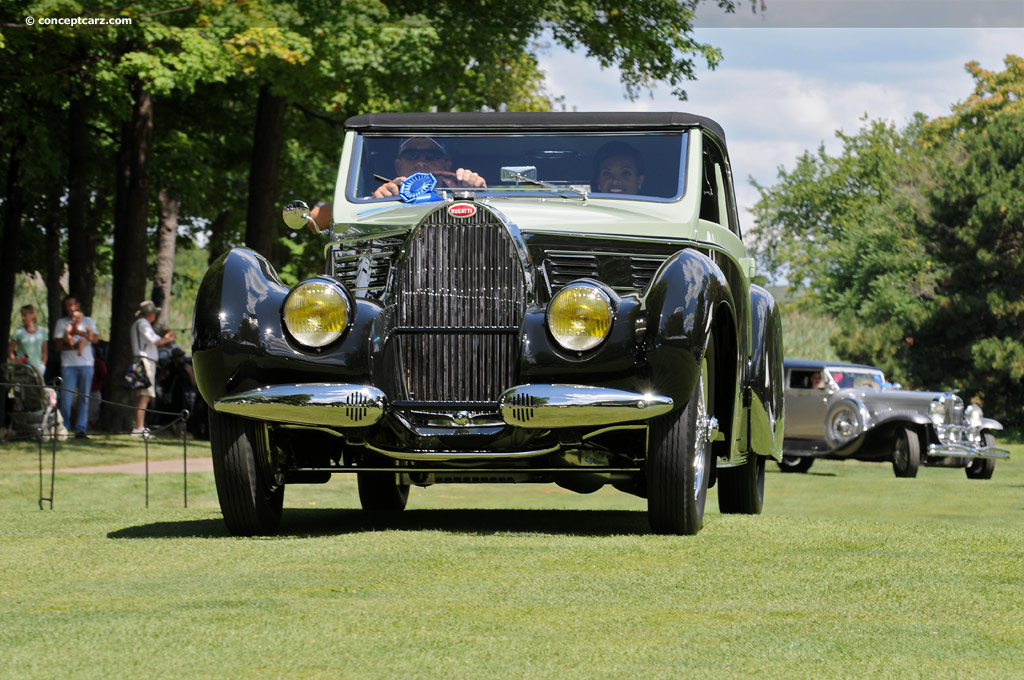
448, 203, 477, 218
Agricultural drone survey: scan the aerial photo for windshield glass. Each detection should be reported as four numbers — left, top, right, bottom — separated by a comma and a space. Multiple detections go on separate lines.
826, 367, 887, 389
347, 132, 687, 202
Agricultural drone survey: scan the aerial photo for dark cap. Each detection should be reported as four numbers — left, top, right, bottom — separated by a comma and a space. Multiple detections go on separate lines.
397, 136, 449, 158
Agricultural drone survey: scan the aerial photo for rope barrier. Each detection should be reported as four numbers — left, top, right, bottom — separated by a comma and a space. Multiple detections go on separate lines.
1, 376, 195, 509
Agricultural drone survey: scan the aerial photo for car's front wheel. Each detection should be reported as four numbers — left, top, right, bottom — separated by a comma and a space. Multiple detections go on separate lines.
209, 411, 285, 536
965, 432, 997, 480
777, 455, 814, 473
646, 338, 714, 535
358, 472, 411, 510
891, 425, 920, 478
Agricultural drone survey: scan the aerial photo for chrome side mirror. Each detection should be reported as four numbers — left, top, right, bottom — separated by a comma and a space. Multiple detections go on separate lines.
282, 200, 325, 234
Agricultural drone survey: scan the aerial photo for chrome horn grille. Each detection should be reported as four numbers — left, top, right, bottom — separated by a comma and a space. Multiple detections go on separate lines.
391, 204, 525, 404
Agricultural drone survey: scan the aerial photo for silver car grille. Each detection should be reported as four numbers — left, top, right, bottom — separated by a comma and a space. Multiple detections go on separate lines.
392, 205, 525, 404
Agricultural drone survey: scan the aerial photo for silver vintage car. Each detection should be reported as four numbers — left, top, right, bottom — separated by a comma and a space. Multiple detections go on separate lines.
781, 359, 1009, 478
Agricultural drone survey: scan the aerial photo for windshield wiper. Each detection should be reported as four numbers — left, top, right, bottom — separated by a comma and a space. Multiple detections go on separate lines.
500, 166, 587, 199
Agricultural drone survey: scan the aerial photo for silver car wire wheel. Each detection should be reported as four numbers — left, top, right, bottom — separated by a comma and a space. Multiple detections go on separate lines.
891, 425, 920, 478
692, 364, 710, 500
825, 399, 866, 448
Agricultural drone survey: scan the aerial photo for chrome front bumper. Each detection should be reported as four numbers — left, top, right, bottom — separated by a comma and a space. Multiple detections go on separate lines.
213, 383, 673, 429
927, 443, 1011, 459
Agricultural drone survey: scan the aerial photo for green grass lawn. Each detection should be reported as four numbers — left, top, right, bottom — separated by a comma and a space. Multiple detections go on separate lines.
1, 438, 1022, 679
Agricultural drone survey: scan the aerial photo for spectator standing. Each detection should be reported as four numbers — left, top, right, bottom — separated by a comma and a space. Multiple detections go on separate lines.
8, 304, 48, 377
130, 301, 176, 435
53, 295, 99, 438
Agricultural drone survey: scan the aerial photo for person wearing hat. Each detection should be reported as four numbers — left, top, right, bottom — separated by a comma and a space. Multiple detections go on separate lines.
308, 136, 486, 228
130, 300, 176, 436
54, 295, 100, 438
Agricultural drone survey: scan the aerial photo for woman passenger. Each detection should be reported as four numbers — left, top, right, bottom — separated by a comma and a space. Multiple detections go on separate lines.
593, 142, 646, 195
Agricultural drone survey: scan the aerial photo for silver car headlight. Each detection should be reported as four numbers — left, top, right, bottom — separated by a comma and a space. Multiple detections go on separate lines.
965, 403, 983, 429
283, 279, 350, 348
928, 399, 946, 427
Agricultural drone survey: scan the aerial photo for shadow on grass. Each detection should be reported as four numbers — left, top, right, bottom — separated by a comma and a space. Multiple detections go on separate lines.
107, 508, 651, 539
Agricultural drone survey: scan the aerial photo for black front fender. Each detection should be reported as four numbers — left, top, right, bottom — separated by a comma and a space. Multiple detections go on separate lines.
642, 249, 736, 407
192, 248, 384, 405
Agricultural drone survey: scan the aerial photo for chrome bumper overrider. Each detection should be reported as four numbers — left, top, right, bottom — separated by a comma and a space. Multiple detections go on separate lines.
213, 383, 672, 429
498, 385, 673, 428
927, 443, 1011, 459
214, 384, 387, 427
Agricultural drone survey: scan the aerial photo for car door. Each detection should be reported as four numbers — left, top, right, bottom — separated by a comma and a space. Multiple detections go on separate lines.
785, 367, 833, 439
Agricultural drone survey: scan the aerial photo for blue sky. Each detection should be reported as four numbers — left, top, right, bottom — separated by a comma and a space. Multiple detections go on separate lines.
538, 24, 1022, 222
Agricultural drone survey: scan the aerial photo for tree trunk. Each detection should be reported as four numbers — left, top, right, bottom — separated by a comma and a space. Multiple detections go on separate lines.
0, 144, 25, 355
44, 196, 64, 369
67, 95, 97, 315
245, 83, 286, 259
101, 82, 153, 432
152, 187, 180, 332
207, 208, 233, 266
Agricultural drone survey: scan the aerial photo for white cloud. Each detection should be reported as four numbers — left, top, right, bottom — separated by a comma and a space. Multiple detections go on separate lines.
538, 27, 1022, 224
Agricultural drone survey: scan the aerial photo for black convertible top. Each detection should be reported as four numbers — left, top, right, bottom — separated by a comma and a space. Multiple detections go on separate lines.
345, 112, 726, 144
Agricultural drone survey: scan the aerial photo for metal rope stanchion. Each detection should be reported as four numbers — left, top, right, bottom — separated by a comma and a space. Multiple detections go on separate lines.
181, 409, 190, 508
38, 376, 61, 510
144, 427, 151, 508
4, 370, 198, 509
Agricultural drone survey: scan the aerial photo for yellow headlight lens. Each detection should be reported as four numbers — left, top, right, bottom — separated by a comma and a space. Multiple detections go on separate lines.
547, 284, 613, 352
283, 280, 349, 348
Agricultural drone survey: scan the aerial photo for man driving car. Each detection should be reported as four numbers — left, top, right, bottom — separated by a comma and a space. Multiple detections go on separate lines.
309, 136, 486, 229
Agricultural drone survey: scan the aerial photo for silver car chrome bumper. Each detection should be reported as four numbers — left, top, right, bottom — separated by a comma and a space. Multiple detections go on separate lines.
214, 384, 387, 427
213, 383, 673, 431
499, 384, 673, 428
928, 443, 1011, 459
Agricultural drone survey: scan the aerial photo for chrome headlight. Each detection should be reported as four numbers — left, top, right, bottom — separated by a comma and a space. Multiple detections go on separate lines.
283, 279, 350, 348
928, 399, 946, 426
965, 403, 983, 429
547, 283, 613, 352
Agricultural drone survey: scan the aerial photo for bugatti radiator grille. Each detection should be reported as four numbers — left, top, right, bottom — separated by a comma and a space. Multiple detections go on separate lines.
392, 205, 525, 404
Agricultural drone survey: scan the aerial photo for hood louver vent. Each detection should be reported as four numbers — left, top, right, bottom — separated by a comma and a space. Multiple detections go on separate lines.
329, 237, 404, 299
545, 250, 668, 295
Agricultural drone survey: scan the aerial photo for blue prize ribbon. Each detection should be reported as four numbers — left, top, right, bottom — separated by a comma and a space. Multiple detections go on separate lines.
399, 173, 442, 203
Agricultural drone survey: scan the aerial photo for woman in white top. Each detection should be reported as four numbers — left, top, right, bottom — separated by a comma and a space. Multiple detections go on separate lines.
131, 300, 176, 435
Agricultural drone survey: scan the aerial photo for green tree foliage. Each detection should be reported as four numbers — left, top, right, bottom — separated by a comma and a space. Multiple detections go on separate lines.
2, 0, 754, 426
750, 56, 1024, 427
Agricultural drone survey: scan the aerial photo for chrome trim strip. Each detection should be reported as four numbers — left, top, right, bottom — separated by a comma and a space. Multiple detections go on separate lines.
500, 384, 673, 429
364, 442, 559, 461
291, 466, 643, 474
927, 444, 1011, 459
580, 424, 647, 441
214, 384, 387, 428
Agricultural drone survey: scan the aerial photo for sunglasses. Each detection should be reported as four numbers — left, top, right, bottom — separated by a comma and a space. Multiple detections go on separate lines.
398, 149, 447, 162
